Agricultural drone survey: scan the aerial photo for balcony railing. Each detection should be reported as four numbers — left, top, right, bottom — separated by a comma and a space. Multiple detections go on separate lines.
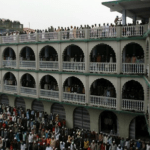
1, 35, 18, 43
63, 92, 85, 103
39, 32, 58, 41
4, 85, 17, 92
40, 89, 59, 99
63, 62, 85, 72
39, 61, 58, 70
122, 25, 144, 37
90, 95, 116, 108
122, 99, 144, 112
90, 63, 116, 73
89, 27, 117, 38
3, 60, 16, 68
21, 87, 37, 95
20, 61, 36, 69
122, 63, 145, 74
61, 30, 85, 40
19, 34, 36, 43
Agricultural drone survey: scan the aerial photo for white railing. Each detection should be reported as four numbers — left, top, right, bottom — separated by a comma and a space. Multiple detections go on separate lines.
122, 25, 144, 37
1, 35, 18, 43
39, 61, 58, 70
89, 27, 116, 38
122, 99, 144, 111
63, 92, 85, 103
122, 63, 145, 74
90, 63, 116, 73
63, 62, 85, 72
19, 34, 36, 43
20, 61, 36, 69
90, 95, 116, 108
61, 30, 85, 40
3, 60, 16, 68
40, 89, 59, 99
39, 32, 58, 41
4, 85, 17, 92
21, 87, 37, 95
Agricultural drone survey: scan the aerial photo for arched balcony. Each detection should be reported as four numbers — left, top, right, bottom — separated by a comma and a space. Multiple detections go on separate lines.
90, 44, 116, 73
122, 43, 145, 74
63, 77, 85, 103
3, 72, 17, 92
20, 46, 36, 69
40, 75, 59, 100
3, 47, 16, 68
63, 45, 85, 72
90, 79, 116, 109
122, 80, 144, 112
39, 46, 58, 70
20, 73, 36, 95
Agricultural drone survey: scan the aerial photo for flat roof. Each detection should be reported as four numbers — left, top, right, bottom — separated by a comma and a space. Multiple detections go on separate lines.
102, 0, 150, 20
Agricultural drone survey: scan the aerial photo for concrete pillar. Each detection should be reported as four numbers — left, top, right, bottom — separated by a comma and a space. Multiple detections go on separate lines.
122, 9, 126, 25
16, 46, 19, 69
117, 41, 121, 74
144, 82, 147, 113
36, 45, 39, 70
117, 113, 136, 137
148, 38, 150, 81
116, 26, 121, 38
24, 98, 34, 110
59, 75, 62, 102
7, 95, 15, 107
85, 76, 89, 104
63, 105, 76, 128
58, 44, 62, 71
42, 101, 52, 114
85, 42, 89, 73
88, 108, 101, 133
116, 78, 121, 110
36, 73, 39, 98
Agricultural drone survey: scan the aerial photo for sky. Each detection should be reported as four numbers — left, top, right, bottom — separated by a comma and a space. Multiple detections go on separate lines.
0, 0, 132, 30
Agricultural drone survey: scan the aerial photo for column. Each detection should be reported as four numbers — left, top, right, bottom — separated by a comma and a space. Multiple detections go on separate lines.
16, 46, 19, 69
116, 77, 121, 110
85, 76, 89, 104
122, 9, 126, 25
148, 38, 150, 81
85, 42, 89, 73
36, 73, 39, 98
17, 72, 20, 94
59, 75, 62, 102
58, 44, 62, 71
117, 41, 121, 74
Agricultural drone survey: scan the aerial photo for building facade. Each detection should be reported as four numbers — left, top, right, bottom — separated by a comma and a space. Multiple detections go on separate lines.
0, 0, 150, 140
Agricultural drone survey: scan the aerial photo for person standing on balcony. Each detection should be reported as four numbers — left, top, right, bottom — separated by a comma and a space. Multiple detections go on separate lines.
114, 16, 119, 26
70, 26, 73, 39
73, 26, 76, 39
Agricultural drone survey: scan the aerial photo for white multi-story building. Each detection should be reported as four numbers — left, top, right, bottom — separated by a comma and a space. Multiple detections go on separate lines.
0, 0, 150, 139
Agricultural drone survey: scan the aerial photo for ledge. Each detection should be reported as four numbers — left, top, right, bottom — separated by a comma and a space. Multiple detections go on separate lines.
0, 92, 145, 116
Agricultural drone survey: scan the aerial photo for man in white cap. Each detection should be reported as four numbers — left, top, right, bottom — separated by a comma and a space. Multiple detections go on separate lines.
91, 140, 96, 150
110, 141, 117, 150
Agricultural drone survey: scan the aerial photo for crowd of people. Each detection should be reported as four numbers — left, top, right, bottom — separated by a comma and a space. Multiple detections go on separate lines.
0, 104, 149, 150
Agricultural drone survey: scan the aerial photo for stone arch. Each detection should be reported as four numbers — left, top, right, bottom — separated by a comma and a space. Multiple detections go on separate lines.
90, 43, 116, 62
19, 46, 35, 60
39, 45, 58, 60
15, 97, 26, 110
32, 100, 44, 112
122, 42, 145, 63
63, 76, 85, 92
73, 107, 90, 130
3, 72, 17, 85
90, 78, 116, 97
129, 115, 149, 139
3, 47, 16, 59
122, 80, 144, 100
40, 75, 58, 90
62, 44, 85, 61
99, 111, 118, 134
51, 103, 66, 120
20, 73, 36, 88
0, 94, 9, 106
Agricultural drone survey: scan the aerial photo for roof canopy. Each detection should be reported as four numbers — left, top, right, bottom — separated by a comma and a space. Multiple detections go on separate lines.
102, 0, 150, 20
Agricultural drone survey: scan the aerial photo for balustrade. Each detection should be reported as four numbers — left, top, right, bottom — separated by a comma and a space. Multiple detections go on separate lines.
4, 85, 17, 92
90, 63, 116, 73
63, 62, 85, 72
39, 32, 58, 41
20, 61, 36, 69
2, 35, 18, 43
122, 99, 144, 111
122, 63, 145, 74
63, 92, 85, 103
39, 61, 58, 70
90, 95, 116, 108
3, 60, 16, 68
19, 34, 36, 43
21, 87, 37, 95
40, 89, 59, 99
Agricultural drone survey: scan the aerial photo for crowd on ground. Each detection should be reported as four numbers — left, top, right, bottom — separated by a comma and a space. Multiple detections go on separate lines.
0, 103, 149, 150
